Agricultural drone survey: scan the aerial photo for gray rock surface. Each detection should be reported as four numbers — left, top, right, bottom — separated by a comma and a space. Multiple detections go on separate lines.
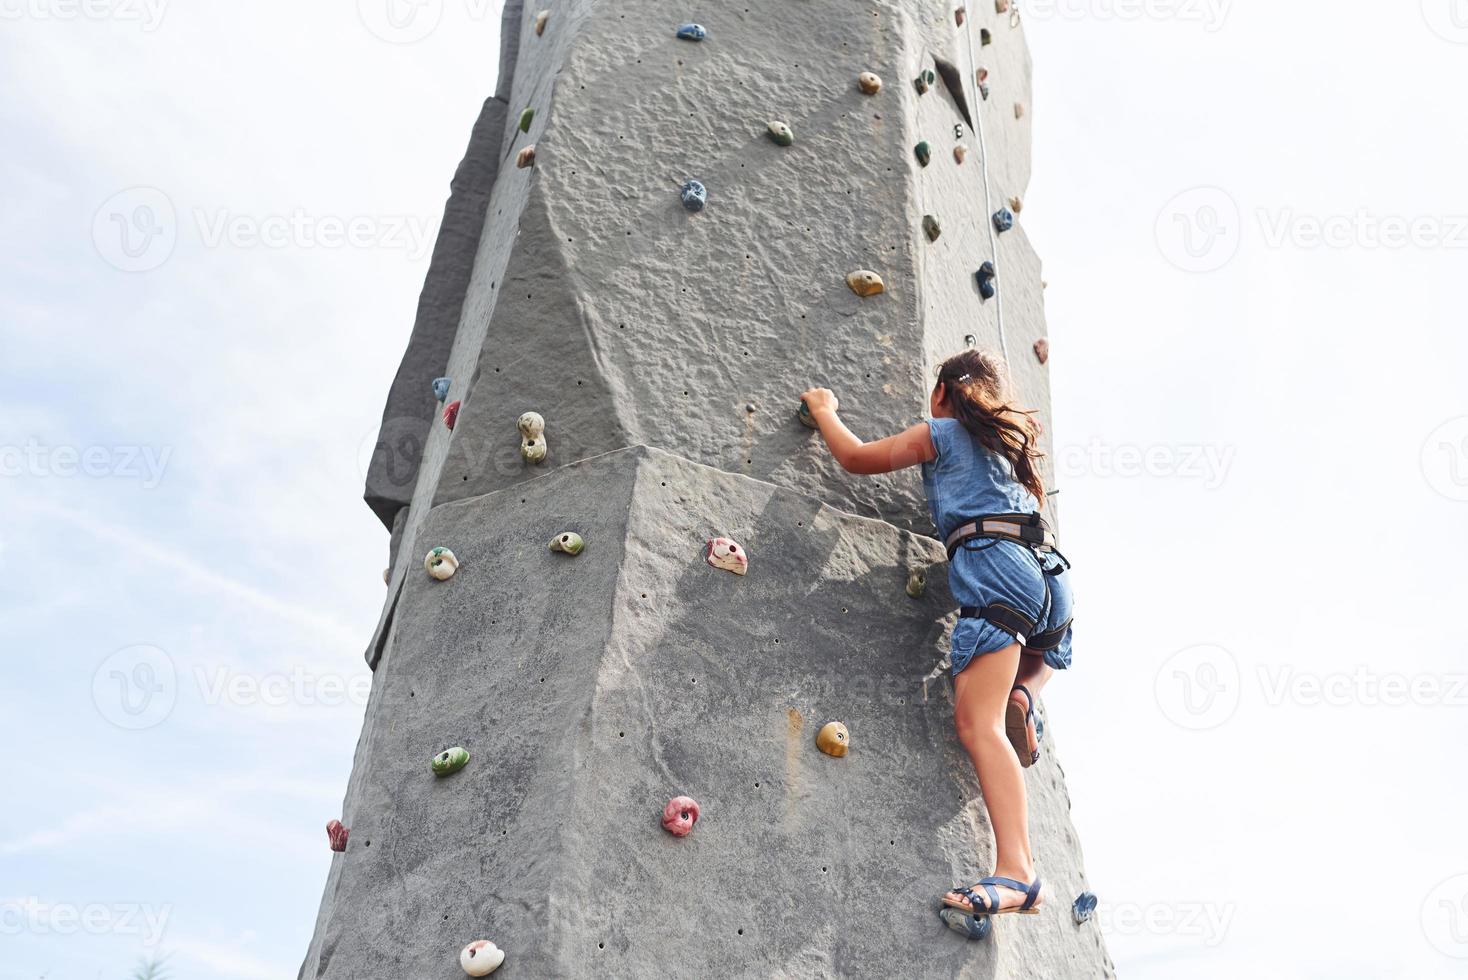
320, 2, 1109, 977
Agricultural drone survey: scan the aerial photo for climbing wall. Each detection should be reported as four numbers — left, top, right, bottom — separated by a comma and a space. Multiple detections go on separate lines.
325, 2, 1111, 977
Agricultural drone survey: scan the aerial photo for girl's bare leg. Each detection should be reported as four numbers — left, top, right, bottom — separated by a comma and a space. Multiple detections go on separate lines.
1015, 649, 1053, 697
943, 642, 1042, 912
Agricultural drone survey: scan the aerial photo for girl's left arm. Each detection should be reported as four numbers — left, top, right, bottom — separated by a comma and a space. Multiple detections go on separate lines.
800, 387, 936, 475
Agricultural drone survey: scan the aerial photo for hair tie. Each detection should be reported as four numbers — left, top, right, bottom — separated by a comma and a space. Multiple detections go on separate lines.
956, 374, 973, 384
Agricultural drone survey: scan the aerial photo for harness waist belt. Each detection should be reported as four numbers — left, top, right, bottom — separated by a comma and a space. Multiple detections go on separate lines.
944, 513, 1057, 560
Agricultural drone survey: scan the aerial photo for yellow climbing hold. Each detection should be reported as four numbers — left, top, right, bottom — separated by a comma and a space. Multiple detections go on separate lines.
845, 270, 885, 298
817, 721, 850, 757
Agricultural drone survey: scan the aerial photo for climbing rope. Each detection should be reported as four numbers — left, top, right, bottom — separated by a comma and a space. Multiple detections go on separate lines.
959, 0, 1011, 369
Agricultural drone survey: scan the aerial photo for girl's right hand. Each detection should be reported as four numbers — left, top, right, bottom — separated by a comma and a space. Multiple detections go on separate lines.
800, 387, 839, 419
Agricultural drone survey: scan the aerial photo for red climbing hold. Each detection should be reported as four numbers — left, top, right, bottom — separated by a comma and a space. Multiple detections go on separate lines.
327, 819, 349, 852
1034, 338, 1050, 364
662, 796, 700, 836
443, 400, 461, 431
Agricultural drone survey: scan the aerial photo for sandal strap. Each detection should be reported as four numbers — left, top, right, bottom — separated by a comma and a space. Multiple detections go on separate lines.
979, 875, 1042, 910
1012, 684, 1036, 722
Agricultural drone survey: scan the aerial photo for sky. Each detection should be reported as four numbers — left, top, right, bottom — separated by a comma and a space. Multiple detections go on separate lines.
3, 1, 1467, 978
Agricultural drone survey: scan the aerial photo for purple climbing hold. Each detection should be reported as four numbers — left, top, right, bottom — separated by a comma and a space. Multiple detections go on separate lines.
976, 262, 996, 300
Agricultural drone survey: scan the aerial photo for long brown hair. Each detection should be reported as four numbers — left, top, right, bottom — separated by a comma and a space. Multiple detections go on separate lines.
935, 349, 1046, 504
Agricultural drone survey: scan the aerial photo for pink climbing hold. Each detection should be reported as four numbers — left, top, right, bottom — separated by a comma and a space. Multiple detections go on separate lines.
327, 819, 349, 852
443, 400, 461, 431
706, 537, 748, 575
662, 796, 700, 836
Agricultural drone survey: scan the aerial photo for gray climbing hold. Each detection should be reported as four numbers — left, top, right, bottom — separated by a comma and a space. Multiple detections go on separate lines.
939, 907, 992, 941
432, 377, 451, 402
976, 262, 996, 300
518, 107, 534, 132
767, 120, 794, 147
993, 208, 1015, 233
906, 568, 926, 598
676, 23, 706, 41
922, 215, 941, 242
1073, 891, 1098, 924
680, 178, 707, 212
914, 141, 931, 167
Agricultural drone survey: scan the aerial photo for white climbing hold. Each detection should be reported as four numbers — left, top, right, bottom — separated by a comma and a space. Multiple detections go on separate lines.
534, 9, 548, 35
460, 940, 505, 976
518, 411, 547, 464
706, 537, 748, 575
425, 547, 459, 581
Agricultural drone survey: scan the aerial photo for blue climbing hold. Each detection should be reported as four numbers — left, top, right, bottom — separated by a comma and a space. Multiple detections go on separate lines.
1073, 891, 1098, 924
993, 208, 1015, 233
680, 179, 707, 212
432, 377, 451, 402
939, 908, 992, 941
976, 261, 996, 300
676, 23, 706, 41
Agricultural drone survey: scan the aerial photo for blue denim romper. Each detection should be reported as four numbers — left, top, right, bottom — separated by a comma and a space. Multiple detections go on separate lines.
921, 418, 1074, 675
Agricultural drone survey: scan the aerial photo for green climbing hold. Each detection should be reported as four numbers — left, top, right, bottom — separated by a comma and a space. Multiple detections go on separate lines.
913, 69, 935, 95
798, 400, 820, 429
906, 568, 927, 598
431, 746, 470, 776
922, 215, 941, 242
914, 141, 931, 167
981, 28, 993, 45
767, 121, 794, 147
518, 108, 534, 132
549, 532, 584, 556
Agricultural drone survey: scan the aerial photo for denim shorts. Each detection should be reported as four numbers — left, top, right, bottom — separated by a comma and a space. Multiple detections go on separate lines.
947, 539, 1074, 675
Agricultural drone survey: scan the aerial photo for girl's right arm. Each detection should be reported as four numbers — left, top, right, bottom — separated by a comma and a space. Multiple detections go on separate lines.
800, 387, 937, 476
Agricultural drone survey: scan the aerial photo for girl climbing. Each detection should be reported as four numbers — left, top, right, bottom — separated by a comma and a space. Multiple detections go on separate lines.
799, 347, 1074, 921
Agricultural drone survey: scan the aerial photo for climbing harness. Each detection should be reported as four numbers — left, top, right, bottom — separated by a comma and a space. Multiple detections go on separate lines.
945, 513, 1071, 650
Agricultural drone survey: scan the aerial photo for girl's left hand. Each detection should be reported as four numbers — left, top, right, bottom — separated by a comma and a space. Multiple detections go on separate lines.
800, 387, 839, 418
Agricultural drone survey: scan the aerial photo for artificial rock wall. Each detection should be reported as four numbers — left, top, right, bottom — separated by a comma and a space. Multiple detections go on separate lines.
323, 2, 1109, 977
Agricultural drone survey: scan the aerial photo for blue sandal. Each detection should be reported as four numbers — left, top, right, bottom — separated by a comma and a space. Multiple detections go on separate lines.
1006, 685, 1042, 768
945, 875, 1043, 916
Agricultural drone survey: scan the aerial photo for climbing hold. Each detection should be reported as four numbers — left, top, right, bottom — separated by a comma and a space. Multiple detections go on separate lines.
976, 67, 989, 83
953, 145, 968, 164
443, 400, 461, 431
675, 22, 706, 41
939, 908, 992, 941
432, 377, 451, 402
767, 121, 794, 147
979, 81, 990, 101
955, 6, 966, 26
516, 145, 535, 168
981, 27, 993, 45
661, 796, 700, 836
549, 532, 584, 556
1015, 102, 1026, 119
976, 262, 997, 300
996, 0, 1010, 11
964, 334, 977, 347
1073, 891, 1098, 924
922, 215, 941, 243
326, 819, 349, 852
1034, 338, 1049, 365
993, 208, 1015, 233
912, 68, 935, 95
534, 9, 548, 35
1009, 195, 1023, 213
914, 140, 932, 167
518, 411, 547, 464
706, 537, 748, 575
857, 71, 882, 95
432, 746, 470, 776
425, 547, 459, 581
798, 400, 819, 429
845, 270, 885, 298
816, 721, 849, 757
382, 567, 390, 585
680, 178, 707, 212
906, 568, 927, 598
518, 107, 534, 132
460, 940, 505, 976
